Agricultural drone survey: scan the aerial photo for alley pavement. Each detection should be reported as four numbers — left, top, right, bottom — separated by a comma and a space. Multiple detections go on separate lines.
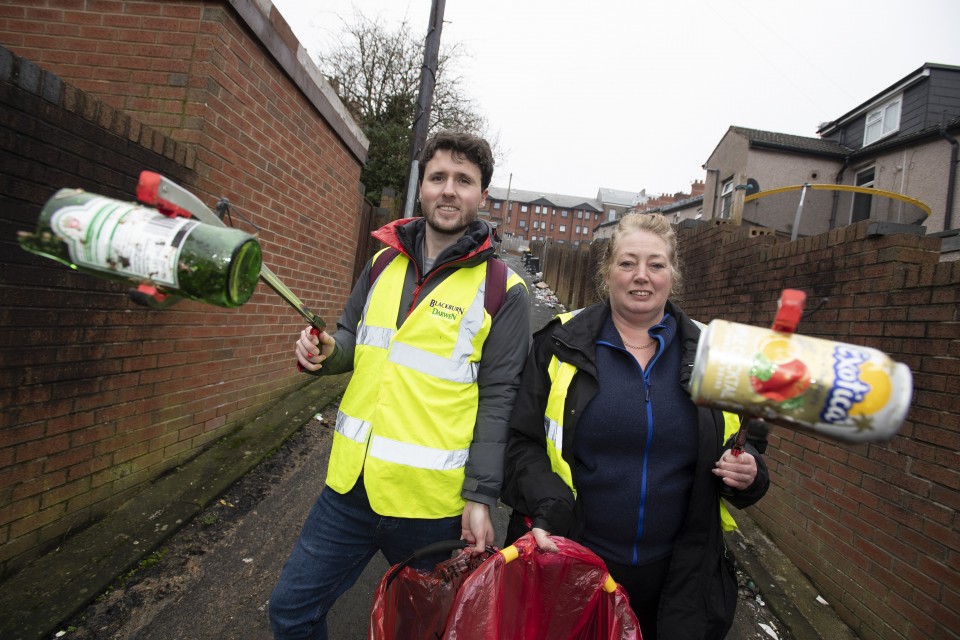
2, 252, 857, 640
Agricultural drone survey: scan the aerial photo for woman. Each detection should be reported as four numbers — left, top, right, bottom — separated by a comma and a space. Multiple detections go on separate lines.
501, 213, 769, 640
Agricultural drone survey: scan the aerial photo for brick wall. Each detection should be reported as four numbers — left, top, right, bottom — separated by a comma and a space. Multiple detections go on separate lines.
548, 219, 959, 639
0, 1, 365, 576
681, 221, 960, 640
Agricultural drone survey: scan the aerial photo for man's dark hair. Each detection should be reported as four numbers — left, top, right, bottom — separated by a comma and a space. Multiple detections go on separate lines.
418, 131, 494, 190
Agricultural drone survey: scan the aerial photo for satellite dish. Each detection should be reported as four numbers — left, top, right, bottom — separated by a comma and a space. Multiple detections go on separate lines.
745, 178, 760, 196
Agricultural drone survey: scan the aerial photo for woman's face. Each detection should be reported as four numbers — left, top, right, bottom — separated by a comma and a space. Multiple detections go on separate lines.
606, 230, 673, 321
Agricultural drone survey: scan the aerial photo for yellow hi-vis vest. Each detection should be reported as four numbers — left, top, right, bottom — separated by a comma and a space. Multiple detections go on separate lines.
328, 250, 520, 518
544, 312, 742, 531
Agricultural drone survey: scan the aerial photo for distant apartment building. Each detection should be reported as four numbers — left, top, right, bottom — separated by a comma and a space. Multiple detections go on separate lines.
484, 187, 605, 246
591, 181, 707, 239
486, 183, 707, 244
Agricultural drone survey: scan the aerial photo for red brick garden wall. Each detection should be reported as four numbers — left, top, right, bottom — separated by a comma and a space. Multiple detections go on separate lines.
677, 221, 959, 640
0, 1, 364, 576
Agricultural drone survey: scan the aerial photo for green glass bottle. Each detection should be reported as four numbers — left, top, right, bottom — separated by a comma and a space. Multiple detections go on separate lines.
18, 188, 263, 308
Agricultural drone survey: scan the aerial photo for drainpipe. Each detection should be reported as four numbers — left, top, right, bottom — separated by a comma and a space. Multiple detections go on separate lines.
940, 123, 958, 230
791, 183, 810, 241
703, 166, 720, 218
830, 156, 849, 230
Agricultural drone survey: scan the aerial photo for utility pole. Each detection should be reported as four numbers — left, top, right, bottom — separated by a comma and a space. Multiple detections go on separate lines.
403, 0, 446, 218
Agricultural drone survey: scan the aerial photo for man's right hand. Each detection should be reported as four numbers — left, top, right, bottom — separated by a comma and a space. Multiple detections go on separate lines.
295, 326, 335, 372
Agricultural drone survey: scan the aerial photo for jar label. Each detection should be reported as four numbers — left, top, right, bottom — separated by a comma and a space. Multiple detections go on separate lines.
50, 196, 197, 287
690, 319, 912, 442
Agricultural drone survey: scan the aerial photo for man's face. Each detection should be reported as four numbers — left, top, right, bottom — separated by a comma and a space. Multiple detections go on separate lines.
419, 149, 487, 236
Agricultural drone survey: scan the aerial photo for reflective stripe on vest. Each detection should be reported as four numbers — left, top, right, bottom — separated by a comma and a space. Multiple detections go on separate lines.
356, 324, 393, 350
390, 341, 479, 384
327, 249, 495, 518
368, 435, 470, 470
336, 412, 370, 444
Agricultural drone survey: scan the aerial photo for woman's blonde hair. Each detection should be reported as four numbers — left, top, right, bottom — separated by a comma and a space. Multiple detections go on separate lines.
596, 212, 683, 300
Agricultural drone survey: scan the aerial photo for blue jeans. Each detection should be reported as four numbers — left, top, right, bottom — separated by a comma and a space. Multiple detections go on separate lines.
269, 480, 462, 640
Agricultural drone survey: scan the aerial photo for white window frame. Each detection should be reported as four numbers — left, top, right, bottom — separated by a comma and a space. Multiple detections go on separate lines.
863, 95, 901, 146
559, 224, 566, 233
520, 205, 528, 213
719, 179, 733, 219
851, 166, 876, 223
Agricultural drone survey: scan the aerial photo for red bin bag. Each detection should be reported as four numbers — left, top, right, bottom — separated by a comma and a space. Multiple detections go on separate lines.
368, 540, 494, 640
443, 533, 641, 640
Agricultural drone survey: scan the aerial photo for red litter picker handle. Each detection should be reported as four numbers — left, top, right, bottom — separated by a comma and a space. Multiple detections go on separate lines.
731, 289, 806, 456
297, 326, 323, 373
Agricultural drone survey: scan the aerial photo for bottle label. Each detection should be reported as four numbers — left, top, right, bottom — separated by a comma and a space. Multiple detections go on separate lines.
50, 196, 197, 287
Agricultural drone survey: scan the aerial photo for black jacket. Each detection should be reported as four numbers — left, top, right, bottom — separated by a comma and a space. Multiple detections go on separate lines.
502, 300, 769, 639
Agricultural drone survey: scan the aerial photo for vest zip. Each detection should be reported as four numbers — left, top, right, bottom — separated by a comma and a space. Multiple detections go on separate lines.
408, 253, 475, 318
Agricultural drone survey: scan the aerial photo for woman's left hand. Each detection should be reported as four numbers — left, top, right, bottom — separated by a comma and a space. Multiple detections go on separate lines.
713, 450, 758, 490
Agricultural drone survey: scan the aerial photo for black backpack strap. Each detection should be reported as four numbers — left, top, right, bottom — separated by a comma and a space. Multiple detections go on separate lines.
368, 247, 401, 288
484, 257, 508, 319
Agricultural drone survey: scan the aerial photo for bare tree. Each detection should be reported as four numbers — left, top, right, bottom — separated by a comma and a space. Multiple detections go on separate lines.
318, 10, 497, 204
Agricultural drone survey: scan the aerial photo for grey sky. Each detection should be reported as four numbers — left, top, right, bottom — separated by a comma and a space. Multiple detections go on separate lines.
272, 0, 960, 198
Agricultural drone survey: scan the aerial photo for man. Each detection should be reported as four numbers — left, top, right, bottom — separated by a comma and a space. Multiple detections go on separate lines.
270, 131, 530, 640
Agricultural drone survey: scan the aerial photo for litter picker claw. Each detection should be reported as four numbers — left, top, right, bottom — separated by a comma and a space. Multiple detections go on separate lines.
133, 170, 327, 336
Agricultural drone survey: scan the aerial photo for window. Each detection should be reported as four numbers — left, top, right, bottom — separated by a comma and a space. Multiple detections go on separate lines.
864, 95, 901, 146
561, 210, 568, 218
535, 205, 541, 213
559, 225, 566, 233
719, 179, 733, 219
608, 208, 616, 222
519, 219, 527, 228
533, 220, 539, 230
493, 202, 501, 210
521, 205, 528, 213
851, 166, 875, 223
575, 225, 581, 234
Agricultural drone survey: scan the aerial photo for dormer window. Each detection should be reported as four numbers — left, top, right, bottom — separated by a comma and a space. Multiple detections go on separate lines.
863, 95, 901, 146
